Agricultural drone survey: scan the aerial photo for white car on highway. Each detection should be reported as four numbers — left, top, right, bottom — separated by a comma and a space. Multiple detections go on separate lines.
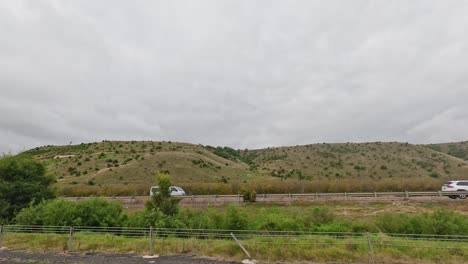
442, 181, 468, 199
150, 186, 186, 197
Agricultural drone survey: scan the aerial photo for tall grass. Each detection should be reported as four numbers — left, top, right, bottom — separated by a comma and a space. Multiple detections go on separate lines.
57, 178, 443, 197
181, 178, 442, 195
2, 232, 467, 263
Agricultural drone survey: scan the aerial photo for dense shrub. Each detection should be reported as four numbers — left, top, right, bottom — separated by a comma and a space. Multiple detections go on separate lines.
240, 187, 256, 202
376, 210, 468, 235
0, 155, 55, 223
145, 174, 180, 216
223, 205, 248, 230
125, 209, 185, 228
15, 198, 127, 227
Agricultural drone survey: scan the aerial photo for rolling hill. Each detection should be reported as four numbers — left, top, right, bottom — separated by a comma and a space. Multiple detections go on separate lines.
424, 141, 468, 161
23, 141, 468, 196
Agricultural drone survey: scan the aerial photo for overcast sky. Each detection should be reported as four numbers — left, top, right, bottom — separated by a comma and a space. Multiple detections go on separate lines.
1, 1, 468, 153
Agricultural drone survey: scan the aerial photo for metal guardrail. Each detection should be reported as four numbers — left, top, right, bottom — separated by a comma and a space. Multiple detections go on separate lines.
62, 191, 468, 203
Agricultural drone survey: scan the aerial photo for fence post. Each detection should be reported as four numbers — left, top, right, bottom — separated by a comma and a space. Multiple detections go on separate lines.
230, 233, 252, 260
366, 232, 375, 264
149, 226, 154, 256
68, 226, 74, 252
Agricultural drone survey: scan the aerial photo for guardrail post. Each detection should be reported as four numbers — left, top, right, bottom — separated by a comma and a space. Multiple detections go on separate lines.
68, 226, 74, 252
238, 194, 241, 204
315, 192, 319, 200
263, 193, 266, 202
404, 191, 409, 199
191, 195, 195, 204
149, 226, 154, 256
438, 191, 442, 197
366, 232, 375, 264
374, 192, 377, 198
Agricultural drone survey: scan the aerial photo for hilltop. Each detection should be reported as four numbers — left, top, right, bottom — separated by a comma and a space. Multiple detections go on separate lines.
23, 141, 468, 196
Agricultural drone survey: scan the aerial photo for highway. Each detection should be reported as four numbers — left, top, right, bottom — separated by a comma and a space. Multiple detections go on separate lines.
63, 191, 468, 208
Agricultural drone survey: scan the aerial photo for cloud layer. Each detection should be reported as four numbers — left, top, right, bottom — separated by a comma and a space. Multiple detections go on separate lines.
1, 1, 468, 153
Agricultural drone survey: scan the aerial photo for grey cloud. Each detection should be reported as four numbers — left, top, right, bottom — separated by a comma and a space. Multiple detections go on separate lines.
1, 0, 468, 153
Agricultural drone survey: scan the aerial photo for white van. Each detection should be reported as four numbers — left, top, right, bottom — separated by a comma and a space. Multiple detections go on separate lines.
150, 186, 186, 197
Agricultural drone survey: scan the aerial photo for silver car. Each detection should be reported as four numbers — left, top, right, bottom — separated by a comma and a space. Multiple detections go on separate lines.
442, 181, 468, 199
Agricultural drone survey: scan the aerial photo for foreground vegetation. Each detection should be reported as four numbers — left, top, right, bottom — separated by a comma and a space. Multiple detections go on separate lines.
22, 140, 468, 196
0, 155, 55, 223
14, 198, 468, 236
3, 169, 467, 263
2, 231, 467, 263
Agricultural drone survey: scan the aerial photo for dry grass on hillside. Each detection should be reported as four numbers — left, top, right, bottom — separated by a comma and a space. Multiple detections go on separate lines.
24, 140, 468, 196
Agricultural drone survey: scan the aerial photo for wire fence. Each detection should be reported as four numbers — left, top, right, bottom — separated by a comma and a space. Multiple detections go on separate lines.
1, 225, 468, 263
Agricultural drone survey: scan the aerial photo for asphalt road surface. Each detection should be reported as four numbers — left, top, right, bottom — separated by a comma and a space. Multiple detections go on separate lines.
0, 249, 239, 264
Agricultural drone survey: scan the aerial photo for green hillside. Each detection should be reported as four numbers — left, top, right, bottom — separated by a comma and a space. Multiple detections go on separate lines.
23, 141, 468, 196
425, 141, 468, 161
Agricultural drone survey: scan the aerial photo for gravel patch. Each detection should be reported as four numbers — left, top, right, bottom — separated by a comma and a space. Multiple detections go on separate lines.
0, 249, 239, 264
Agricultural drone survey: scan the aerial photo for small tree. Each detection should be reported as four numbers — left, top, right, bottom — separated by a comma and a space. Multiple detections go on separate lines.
145, 173, 180, 216
0, 155, 55, 223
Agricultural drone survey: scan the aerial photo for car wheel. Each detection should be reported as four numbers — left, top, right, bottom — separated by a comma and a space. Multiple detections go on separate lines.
448, 195, 458, 199
459, 194, 467, 199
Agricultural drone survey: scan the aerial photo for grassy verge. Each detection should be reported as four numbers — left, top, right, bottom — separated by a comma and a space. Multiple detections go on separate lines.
2, 233, 467, 263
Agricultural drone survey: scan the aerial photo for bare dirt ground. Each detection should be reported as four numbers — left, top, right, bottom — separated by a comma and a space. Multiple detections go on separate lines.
0, 249, 238, 264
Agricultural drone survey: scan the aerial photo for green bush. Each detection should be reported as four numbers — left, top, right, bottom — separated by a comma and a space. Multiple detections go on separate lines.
240, 187, 256, 202
307, 207, 335, 225
223, 205, 248, 230
0, 155, 55, 223
15, 198, 127, 227
145, 174, 180, 216
376, 210, 468, 235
